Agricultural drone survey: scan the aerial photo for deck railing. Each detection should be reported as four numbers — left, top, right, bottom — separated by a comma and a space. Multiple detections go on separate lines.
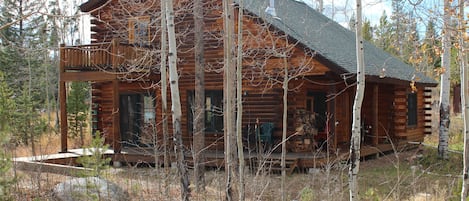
60, 40, 155, 72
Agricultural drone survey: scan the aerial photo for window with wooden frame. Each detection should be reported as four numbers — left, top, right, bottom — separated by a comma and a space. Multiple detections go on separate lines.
306, 91, 327, 132
407, 93, 417, 126
128, 16, 151, 45
187, 90, 224, 134
119, 92, 156, 146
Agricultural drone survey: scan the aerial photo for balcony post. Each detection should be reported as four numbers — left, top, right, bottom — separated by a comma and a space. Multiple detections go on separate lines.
373, 84, 379, 146
110, 39, 121, 153
59, 44, 68, 153
111, 39, 120, 70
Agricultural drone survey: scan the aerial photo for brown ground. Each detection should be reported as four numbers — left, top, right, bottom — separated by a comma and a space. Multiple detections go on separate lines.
9, 121, 461, 201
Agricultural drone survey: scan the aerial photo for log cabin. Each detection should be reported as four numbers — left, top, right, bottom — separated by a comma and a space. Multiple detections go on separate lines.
59, 0, 437, 168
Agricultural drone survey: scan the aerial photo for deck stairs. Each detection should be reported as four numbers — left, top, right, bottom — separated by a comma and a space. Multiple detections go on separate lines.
260, 158, 298, 174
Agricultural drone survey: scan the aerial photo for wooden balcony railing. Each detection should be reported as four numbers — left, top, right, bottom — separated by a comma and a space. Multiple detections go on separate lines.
60, 39, 156, 72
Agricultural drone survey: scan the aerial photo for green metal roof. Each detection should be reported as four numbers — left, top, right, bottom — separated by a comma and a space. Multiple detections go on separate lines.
239, 0, 437, 85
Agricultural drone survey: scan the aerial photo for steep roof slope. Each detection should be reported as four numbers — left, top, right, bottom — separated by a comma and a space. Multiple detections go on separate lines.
80, 0, 436, 85
239, 0, 436, 85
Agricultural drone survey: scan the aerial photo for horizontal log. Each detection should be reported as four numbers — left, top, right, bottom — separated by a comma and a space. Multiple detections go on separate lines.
61, 72, 116, 81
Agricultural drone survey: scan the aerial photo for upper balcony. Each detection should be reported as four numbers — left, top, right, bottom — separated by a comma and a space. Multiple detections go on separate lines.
59, 39, 158, 82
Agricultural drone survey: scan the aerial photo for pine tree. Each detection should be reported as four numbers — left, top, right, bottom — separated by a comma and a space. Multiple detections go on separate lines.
374, 12, 393, 54
76, 131, 111, 177
67, 82, 90, 147
0, 71, 15, 199
11, 84, 47, 148
389, 0, 407, 59
362, 19, 373, 42
402, 16, 420, 66
421, 19, 441, 75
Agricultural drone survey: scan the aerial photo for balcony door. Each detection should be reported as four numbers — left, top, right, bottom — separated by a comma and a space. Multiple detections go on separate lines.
120, 93, 155, 146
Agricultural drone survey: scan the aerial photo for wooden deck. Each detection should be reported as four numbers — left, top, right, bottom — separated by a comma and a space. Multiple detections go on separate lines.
61, 41, 154, 72
114, 140, 417, 170
14, 141, 417, 175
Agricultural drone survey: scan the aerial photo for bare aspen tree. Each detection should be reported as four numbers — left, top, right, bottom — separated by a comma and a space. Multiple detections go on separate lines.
281, 55, 288, 201
193, 0, 206, 192
349, 0, 365, 199
160, 0, 170, 197
223, 0, 237, 200
438, 0, 451, 159
236, 1, 245, 200
165, 0, 190, 200
239, 4, 315, 198
460, 0, 469, 198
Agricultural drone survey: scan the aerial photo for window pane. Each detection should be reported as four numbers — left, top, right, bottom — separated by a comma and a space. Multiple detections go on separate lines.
143, 95, 155, 123
188, 90, 224, 133
128, 16, 150, 45
407, 93, 417, 126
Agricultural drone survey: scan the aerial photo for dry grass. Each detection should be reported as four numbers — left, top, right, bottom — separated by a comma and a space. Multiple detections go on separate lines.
7, 147, 461, 200
7, 113, 465, 200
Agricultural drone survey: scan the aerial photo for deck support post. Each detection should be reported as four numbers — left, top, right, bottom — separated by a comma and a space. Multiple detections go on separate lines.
112, 80, 120, 153
59, 44, 68, 153
59, 81, 68, 153
328, 84, 336, 150
111, 39, 121, 153
373, 84, 379, 146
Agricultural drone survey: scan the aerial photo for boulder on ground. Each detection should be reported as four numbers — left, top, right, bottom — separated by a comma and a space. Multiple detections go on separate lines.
52, 177, 129, 201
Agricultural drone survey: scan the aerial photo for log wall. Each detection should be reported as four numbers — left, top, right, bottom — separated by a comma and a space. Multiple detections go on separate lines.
79, 0, 430, 152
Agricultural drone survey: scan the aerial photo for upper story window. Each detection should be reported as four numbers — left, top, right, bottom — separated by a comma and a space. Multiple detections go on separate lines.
407, 93, 417, 126
128, 16, 150, 46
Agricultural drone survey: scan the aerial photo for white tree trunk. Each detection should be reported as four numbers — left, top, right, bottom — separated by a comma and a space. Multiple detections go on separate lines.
236, 1, 245, 200
281, 56, 288, 201
160, 0, 170, 197
459, 0, 469, 198
349, 0, 365, 199
165, 1, 190, 200
438, 0, 451, 159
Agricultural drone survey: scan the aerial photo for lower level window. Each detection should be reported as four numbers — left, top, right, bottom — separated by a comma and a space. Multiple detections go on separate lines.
188, 90, 223, 133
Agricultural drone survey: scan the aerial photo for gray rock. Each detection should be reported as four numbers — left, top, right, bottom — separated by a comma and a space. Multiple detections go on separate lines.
52, 177, 129, 201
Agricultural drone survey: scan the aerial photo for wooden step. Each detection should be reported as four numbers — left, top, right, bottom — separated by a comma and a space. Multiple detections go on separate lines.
261, 158, 298, 175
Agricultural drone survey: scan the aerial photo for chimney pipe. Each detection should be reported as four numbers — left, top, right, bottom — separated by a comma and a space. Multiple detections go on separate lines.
265, 0, 277, 17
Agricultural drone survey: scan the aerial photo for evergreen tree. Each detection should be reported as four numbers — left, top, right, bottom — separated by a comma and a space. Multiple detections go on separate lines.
11, 85, 47, 147
0, 0, 59, 107
374, 12, 393, 54
389, 0, 407, 58
0, 71, 15, 199
76, 131, 110, 177
421, 19, 441, 75
67, 82, 90, 146
362, 18, 373, 42
402, 16, 420, 66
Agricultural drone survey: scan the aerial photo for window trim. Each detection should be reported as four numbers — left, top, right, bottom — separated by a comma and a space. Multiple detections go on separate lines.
128, 16, 151, 45
119, 92, 156, 146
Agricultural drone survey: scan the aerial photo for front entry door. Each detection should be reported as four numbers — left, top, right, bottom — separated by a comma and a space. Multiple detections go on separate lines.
120, 94, 142, 146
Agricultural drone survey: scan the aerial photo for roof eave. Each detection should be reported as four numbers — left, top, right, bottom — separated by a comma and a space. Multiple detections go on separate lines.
366, 75, 438, 87
80, 0, 109, 12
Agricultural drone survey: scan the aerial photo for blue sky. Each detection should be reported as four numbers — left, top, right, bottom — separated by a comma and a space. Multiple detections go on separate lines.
299, 0, 452, 32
